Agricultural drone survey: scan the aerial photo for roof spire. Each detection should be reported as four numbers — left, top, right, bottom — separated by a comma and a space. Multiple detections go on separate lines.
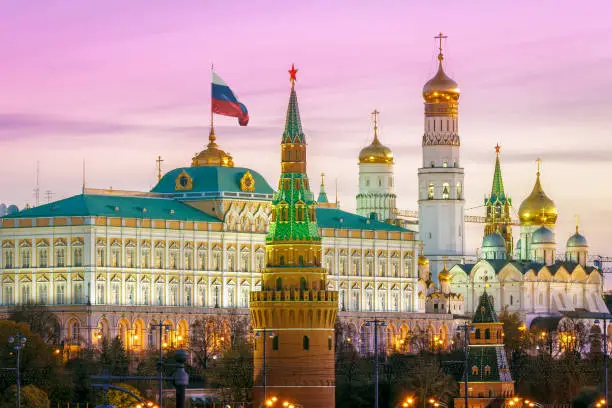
536, 157, 542, 177
282, 64, 305, 144
317, 172, 329, 203
575, 214, 579, 234
371, 109, 380, 143
434, 32, 448, 63
490, 144, 505, 200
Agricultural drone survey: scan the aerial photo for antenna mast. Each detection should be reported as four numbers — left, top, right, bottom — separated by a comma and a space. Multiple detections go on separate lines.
33, 161, 40, 207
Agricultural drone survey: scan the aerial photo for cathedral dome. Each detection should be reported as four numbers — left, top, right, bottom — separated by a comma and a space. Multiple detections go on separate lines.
532, 226, 554, 244
359, 139, 393, 164
423, 63, 460, 103
191, 127, 234, 168
567, 231, 588, 248
482, 232, 506, 248
518, 167, 557, 226
438, 267, 451, 282
418, 253, 430, 266
359, 110, 393, 164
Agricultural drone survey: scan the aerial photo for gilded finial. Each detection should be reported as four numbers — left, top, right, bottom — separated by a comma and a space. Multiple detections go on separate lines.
371, 109, 380, 142
289, 64, 298, 87
536, 157, 542, 176
320, 172, 325, 188
156, 155, 164, 181
442, 255, 447, 270
575, 214, 579, 234
434, 32, 448, 62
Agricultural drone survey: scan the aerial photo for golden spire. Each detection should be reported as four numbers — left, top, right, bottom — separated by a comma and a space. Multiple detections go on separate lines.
536, 157, 542, 176
156, 155, 163, 181
575, 214, 579, 234
372, 109, 380, 143
320, 172, 325, 188
435, 32, 448, 63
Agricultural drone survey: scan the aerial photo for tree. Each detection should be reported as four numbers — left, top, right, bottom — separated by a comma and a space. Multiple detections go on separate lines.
106, 383, 143, 408
0, 384, 50, 408
498, 308, 524, 354
0, 320, 58, 394
100, 336, 129, 375
212, 341, 253, 404
191, 315, 230, 370
404, 353, 456, 408
8, 304, 60, 345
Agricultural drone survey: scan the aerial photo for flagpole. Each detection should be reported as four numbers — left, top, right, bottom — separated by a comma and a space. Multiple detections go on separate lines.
210, 63, 214, 131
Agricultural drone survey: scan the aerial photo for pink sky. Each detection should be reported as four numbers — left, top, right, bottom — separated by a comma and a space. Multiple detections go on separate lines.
0, 1, 611, 257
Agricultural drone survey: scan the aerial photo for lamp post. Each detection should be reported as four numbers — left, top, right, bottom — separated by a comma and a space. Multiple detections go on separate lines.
365, 318, 387, 408
429, 398, 448, 408
8, 333, 26, 408
256, 329, 275, 405
456, 322, 474, 408
150, 322, 171, 408
595, 318, 609, 407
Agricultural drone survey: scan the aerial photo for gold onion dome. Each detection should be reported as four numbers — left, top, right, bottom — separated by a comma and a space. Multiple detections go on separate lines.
191, 126, 234, 167
438, 268, 451, 282
423, 34, 460, 104
359, 110, 394, 164
518, 161, 557, 226
417, 244, 429, 266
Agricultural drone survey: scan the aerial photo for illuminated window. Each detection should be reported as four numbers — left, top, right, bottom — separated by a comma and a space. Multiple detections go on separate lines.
443, 160, 448, 168
484, 365, 491, 375
303, 336, 310, 350
428, 183, 434, 200
442, 183, 450, 200
472, 365, 479, 375
456, 183, 462, 198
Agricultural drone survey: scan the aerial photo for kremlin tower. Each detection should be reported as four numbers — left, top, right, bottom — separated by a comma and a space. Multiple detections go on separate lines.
482, 145, 513, 258
356, 110, 396, 221
250, 65, 338, 408
418, 33, 465, 277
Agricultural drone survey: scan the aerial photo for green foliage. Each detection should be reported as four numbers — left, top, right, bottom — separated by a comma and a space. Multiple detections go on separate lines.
498, 308, 524, 353
106, 383, 142, 408
211, 342, 253, 403
0, 384, 50, 408
99, 336, 129, 375
0, 320, 58, 395
8, 304, 60, 345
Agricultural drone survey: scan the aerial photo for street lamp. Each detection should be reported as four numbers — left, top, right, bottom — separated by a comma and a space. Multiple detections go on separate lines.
150, 323, 172, 408
456, 323, 475, 408
402, 397, 415, 407
365, 318, 387, 408
595, 318, 609, 407
256, 329, 275, 404
8, 333, 27, 408
428, 398, 448, 408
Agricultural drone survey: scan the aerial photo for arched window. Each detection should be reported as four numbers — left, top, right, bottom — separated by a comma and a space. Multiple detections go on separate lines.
475, 329, 481, 339
300, 277, 307, 291
443, 160, 448, 168
328, 336, 333, 351
276, 278, 282, 291
303, 336, 310, 350
472, 365, 479, 375
484, 365, 491, 375
456, 183, 462, 198
485, 328, 491, 339
428, 184, 434, 200
272, 335, 279, 350
442, 183, 450, 200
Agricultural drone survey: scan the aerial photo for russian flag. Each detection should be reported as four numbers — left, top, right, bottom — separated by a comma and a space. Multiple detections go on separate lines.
212, 72, 249, 126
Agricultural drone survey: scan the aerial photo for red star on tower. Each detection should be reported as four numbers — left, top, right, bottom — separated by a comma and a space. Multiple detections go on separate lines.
289, 64, 298, 85
495, 143, 501, 154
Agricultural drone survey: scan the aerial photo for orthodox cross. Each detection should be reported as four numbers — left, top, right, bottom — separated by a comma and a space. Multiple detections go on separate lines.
371, 109, 380, 140
289, 64, 298, 86
320, 172, 325, 187
575, 214, 580, 233
156, 155, 164, 181
434, 32, 448, 61
536, 157, 542, 175
480, 275, 490, 289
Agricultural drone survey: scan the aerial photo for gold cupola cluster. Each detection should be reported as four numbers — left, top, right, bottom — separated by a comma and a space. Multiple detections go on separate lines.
191, 126, 234, 167
358, 109, 394, 164
422, 33, 460, 117
518, 159, 557, 226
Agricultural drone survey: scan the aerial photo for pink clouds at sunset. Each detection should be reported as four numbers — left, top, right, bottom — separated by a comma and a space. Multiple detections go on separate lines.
0, 1, 611, 255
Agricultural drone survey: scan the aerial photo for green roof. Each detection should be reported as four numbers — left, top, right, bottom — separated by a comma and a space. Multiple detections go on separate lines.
282, 86, 305, 143
151, 166, 274, 196
473, 290, 498, 323
466, 346, 507, 382
315, 207, 413, 232
485, 149, 511, 206
3, 194, 220, 222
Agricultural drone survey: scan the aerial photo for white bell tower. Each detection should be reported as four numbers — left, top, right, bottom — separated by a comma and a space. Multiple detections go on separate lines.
418, 33, 465, 279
